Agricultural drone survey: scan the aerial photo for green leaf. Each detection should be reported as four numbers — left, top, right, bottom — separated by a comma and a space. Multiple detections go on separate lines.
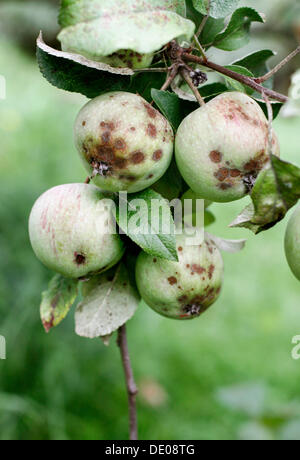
213, 7, 265, 51
192, 0, 241, 19
151, 89, 183, 131
201, 17, 225, 45
40, 275, 78, 333
36, 34, 165, 100
58, 0, 194, 60
116, 188, 178, 261
152, 160, 183, 201
223, 65, 254, 93
257, 101, 283, 121
233, 50, 275, 80
230, 155, 300, 234
75, 264, 139, 339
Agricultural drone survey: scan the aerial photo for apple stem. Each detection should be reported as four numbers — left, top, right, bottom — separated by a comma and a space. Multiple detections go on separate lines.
254, 46, 300, 84
182, 53, 288, 103
117, 324, 138, 440
195, 0, 211, 38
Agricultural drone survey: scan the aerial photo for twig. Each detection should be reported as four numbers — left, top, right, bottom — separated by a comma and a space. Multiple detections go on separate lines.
117, 325, 138, 440
262, 90, 274, 156
84, 176, 91, 184
133, 67, 168, 73
160, 64, 181, 92
193, 35, 207, 61
196, 0, 210, 38
180, 68, 206, 107
254, 46, 300, 83
182, 53, 289, 103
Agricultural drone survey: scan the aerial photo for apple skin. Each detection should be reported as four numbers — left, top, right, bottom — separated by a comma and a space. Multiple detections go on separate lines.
74, 92, 174, 193
175, 92, 280, 203
285, 205, 300, 281
135, 234, 224, 320
29, 184, 124, 279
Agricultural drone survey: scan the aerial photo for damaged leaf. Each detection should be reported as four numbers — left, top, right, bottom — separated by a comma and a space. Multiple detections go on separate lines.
40, 274, 78, 332
75, 264, 139, 339
230, 156, 300, 234
58, 0, 194, 59
206, 233, 246, 253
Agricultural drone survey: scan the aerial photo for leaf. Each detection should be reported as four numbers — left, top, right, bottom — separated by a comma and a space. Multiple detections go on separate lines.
116, 189, 178, 261
213, 7, 265, 51
151, 89, 183, 131
36, 34, 165, 100
40, 275, 78, 333
75, 264, 139, 339
233, 49, 275, 82
201, 17, 225, 45
192, 0, 241, 19
151, 160, 183, 201
59, 0, 187, 27
230, 156, 300, 234
58, 0, 195, 59
223, 65, 254, 94
206, 233, 246, 253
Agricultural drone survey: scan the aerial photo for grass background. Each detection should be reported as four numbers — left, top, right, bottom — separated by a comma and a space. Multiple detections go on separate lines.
0, 1, 300, 440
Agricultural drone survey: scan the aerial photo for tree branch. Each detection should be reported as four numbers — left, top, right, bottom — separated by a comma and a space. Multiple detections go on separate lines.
180, 68, 206, 107
254, 45, 300, 84
182, 53, 288, 103
117, 324, 138, 440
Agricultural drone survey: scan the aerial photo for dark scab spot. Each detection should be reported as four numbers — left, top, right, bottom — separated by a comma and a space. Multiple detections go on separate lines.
147, 174, 154, 180
100, 121, 115, 131
153, 258, 157, 263
74, 252, 86, 265
215, 168, 229, 182
147, 123, 157, 138
168, 276, 177, 286
102, 131, 111, 144
82, 121, 86, 127
119, 174, 136, 182
208, 264, 215, 280
130, 127, 136, 132
144, 103, 157, 119
244, 160, 259, 172
191, 264, 206, 275
114, 139, 127, 150
153, 150, 163, 161
229, 169, 241, 178
209, 150, 222, 163
131, 151, 145, 164
178, 246, 183, 252
219, 183, 232, 191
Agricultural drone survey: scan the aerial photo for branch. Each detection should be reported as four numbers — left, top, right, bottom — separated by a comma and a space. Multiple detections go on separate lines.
254, 45, 300, 83
117, 324, 138, 440
180, 68, 206, 107
196, 0, 210, 38
182, 53, 288, 103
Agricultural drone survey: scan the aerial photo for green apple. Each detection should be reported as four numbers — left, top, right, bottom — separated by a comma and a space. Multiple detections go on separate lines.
29, 183, 124, 278
285, 205, 300, 281
175, 92, 280, 203
74, 92, 174, 193
136, 234, 224, 320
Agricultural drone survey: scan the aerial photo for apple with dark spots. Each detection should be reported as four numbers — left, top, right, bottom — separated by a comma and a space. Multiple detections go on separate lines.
135, 235, 224, 320
29, 184, 124, 278
175, 92, 280, 203
285, 205, 300, 281
74, 92, 174, 193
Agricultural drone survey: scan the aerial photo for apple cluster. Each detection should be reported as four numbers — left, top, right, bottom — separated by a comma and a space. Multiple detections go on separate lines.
29, 89, 289, 320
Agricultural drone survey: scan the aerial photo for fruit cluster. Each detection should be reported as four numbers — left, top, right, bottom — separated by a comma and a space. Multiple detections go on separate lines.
29, 87, 299, 323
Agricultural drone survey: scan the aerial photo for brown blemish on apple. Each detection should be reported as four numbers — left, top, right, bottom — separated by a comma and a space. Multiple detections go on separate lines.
82, 121, 86, 126
147, 123, 157, 138
168, 276, 177, 285
114, 139, 127, 150
153, 150, 163, 161
191, 264, 206, 275
178, 246, 183, 252
229, 169, 241, 177
219, 183, 232, 190
153, 258, 157, 263
208, 264, 215, 280
209, 150, 222, 163
215, 168, 230, 182
131, 151, 145, 164
144, 103, 157, 119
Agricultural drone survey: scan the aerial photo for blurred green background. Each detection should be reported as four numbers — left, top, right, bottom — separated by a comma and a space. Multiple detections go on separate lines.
0, 0, 300, 440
